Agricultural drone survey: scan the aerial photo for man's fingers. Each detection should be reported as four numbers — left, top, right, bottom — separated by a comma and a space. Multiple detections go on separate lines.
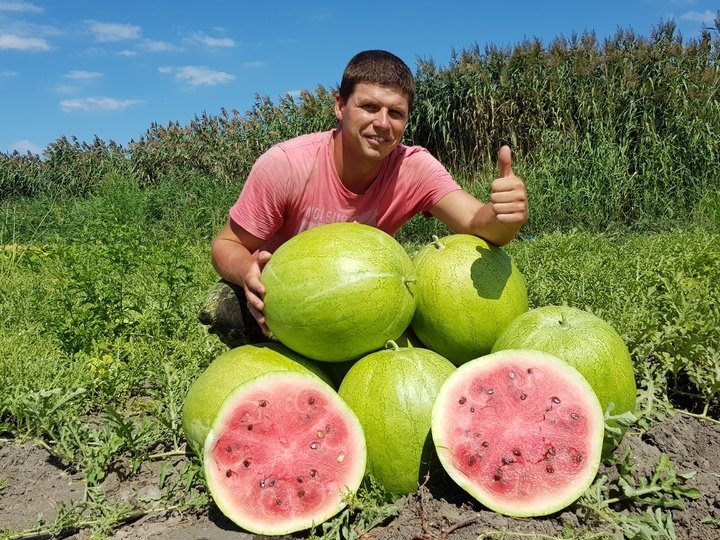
498, 145, 513, 178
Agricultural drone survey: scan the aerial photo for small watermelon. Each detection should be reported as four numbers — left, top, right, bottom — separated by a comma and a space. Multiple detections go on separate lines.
432, 349, 604, 517
261, 222, 416, 363
182, 343, 332, 456
338, 341, 456, 494
204, 371, 366, 535
411, 234, 528, 365
491, 305, 637, 427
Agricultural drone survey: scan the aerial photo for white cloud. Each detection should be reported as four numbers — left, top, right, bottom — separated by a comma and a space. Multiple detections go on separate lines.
65, 70, 103, 80
117, 49, 138, 57
54, 83, 78, 94
161, 65, 235, 86
87, 21, 141, 42
140, 39, 181, 52
60, 96, 143, 112
9, 139, 42, 155
190, 33, 235, 48
0, 33, 51, 51
1, 70, 18, 77
0, 1, 43, 13
680, 10, 717, 24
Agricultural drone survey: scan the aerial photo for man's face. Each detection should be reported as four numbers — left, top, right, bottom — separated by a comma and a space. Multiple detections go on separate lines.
335, 83, 410, 162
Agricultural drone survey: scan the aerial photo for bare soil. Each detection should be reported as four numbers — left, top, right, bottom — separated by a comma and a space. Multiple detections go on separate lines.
1, 412, 718, 539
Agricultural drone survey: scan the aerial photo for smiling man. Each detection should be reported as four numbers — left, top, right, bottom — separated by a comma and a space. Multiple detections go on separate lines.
203, 50, 528, 345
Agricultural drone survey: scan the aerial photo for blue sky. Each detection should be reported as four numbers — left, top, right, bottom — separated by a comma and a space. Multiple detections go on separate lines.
1, 1, 717, 155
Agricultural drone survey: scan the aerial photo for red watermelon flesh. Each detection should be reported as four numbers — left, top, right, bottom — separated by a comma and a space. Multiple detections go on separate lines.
432, 349, 604, 517
204, 371, 366, 535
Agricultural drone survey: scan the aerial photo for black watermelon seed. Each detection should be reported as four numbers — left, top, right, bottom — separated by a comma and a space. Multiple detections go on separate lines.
298, 490, 305, 497
513, 449, 521, 456
459, 396, 467, 405
546, 466, 554, 473
259, 400, 267, 407
520, 393, 527, 400
571, 412, 579, 420
309, 469, 318, 477
308, 396, 315, 405
494, 470, 502, 481
225, 470, 232, 477
243, 460, 250, 468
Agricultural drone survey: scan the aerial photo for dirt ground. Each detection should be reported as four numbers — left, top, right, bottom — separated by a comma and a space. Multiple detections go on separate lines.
1, 412, 718, 540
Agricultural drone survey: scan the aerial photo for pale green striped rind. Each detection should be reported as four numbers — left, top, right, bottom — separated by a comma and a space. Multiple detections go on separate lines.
338, 345, 456, 494
410, 234, 528, 365
261, 223, 416, 362
181, 343, 331, 456
491, 305, 637, 421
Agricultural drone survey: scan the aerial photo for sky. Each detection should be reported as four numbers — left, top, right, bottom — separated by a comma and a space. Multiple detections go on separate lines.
0, 1, 717, 156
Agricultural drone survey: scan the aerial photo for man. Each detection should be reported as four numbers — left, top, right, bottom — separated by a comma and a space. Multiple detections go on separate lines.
200, 50, 528, 346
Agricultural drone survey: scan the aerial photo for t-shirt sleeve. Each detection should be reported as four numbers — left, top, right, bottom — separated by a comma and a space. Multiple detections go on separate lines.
228, 145, 291, 240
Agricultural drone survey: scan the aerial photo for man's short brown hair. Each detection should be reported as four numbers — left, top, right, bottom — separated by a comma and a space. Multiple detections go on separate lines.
338, 50, 415, 110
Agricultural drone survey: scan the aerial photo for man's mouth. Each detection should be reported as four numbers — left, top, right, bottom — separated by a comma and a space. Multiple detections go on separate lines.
367, 135, 388, 145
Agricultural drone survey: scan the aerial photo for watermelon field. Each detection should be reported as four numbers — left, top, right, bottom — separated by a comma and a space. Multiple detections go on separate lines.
2, 23, 720, 540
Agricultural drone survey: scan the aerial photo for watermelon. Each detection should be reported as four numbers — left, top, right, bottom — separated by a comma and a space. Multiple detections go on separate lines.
338, 341, 456, 494
204, 371, 366, 535
491, 306, 637, 427
432, 349, 604, 517
410, 234, 528, 365
182, 343, 332, 456
261, 222, 416, 363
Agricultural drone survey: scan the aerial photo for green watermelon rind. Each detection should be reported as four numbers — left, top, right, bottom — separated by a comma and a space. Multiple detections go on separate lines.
410, 234, 528, 365
431, 349, 605, 517
338, 343, 456, 494
204, 370, 367, 536
261, 222, 417, 363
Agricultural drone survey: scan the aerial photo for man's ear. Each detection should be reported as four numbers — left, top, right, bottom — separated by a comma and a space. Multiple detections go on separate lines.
334, 93, 344, 122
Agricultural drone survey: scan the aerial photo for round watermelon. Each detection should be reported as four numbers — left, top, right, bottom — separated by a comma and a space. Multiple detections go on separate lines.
182, 343, 332, 456
432, 349, 604, 517
411, 234, 528, 365
261, 222, 416, 363
491, 305, 637, 428
338, 341, 456, 494
204, 371, 366, 535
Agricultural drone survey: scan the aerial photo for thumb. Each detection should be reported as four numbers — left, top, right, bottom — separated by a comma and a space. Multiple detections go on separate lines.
498, 145, 513, 178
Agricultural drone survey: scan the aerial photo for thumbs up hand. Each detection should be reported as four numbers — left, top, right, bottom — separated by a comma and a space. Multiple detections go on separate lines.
490, 145, 528, 225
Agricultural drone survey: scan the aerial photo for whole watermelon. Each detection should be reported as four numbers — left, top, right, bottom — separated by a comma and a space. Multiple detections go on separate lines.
261, 222, 416, 362
338, 341, 456, 494
491, 305, 637, 430
411, 234, 528, 365
182, 343, 332, 456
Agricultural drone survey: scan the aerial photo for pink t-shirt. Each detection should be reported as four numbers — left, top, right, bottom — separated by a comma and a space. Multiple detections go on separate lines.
229, 130, 461, 252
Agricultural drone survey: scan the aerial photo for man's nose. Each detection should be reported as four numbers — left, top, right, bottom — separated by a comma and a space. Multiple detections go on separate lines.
373, 109, 390, 129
